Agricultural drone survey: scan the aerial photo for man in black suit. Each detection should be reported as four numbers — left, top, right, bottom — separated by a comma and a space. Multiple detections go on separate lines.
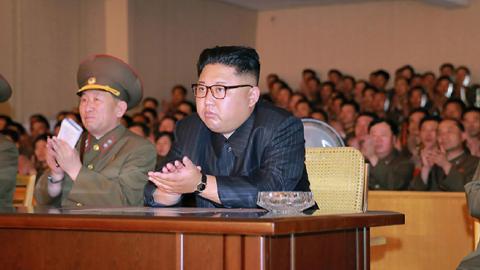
144, 46, 311, 208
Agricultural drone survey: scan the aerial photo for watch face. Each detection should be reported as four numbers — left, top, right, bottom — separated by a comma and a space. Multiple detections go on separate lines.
197, 183, 206, 192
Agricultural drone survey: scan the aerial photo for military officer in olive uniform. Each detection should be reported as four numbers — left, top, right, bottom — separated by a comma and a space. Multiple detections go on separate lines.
0, 74, 18, 206
410, 119, 479, 191
35, 55, 156, 207
365, 119, 414, 190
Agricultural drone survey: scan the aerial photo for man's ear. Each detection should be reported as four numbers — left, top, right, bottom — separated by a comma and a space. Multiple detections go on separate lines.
248, 86, 260, 108
116, 100, 128, 118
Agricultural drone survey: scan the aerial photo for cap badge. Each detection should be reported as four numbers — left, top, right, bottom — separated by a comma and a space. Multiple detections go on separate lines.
87, 77, 96, 85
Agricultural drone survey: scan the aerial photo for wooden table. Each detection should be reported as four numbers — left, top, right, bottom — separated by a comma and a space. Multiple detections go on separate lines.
0, 207, 404, 270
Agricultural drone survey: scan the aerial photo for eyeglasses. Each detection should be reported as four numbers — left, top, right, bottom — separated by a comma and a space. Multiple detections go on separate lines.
191, 84, 253, 99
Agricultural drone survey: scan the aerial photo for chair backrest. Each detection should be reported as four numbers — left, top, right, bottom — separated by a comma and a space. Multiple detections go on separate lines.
14, 174, 36, 207
305, 147, 367, 213
302, 118, 345, 148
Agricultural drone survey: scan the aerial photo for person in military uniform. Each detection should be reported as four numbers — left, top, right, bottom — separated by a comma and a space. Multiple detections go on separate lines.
34, 55, 156, 207
410, 118, 479, 191
0, 74, 18, 206
365, 118, 414, 190
457, 164, 480, 269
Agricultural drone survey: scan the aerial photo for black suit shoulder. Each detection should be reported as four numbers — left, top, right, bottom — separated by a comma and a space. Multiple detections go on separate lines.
254, 101, 297, 126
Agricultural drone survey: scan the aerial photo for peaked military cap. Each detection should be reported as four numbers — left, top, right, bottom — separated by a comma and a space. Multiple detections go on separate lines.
0, 74, 12, 103
77, 54, 143, 109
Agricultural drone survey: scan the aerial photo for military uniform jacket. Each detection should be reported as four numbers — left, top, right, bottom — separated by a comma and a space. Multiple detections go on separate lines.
410, 151, 479, 191
457, 163, 480, 269
369, 150, 414, 190
35, 125, 156, 207
0, 135, 18, 206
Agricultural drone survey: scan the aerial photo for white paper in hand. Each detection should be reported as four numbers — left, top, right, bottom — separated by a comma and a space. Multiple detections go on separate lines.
57, 118, 83, 148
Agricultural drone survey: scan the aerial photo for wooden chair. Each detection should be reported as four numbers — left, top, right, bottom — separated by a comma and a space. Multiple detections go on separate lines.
14, 174, 36, 207
305, 147, 367, 213
305, 147, 387, 247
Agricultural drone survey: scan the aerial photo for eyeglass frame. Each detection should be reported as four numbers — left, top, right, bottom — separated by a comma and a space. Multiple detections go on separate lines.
191, 83, 254, 99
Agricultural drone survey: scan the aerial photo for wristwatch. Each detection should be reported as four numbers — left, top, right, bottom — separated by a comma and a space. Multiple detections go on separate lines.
195, 173, 207, 194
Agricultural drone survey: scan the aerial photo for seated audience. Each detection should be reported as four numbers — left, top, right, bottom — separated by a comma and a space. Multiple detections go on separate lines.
410, 119, 479, 191
154, 131, 174, 168
442, 98, 466, 120
339, 101, 359, 139
463, 108, 480, 157
410, 116, 441, 177
366, 119, 414, 190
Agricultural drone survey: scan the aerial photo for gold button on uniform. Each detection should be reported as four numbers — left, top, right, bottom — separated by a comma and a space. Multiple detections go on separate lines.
93, 144, 100, 151
76, 202, 83, 207
87, 164, 94, 170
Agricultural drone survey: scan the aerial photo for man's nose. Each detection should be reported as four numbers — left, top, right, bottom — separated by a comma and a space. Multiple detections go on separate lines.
204, 89, 216, 104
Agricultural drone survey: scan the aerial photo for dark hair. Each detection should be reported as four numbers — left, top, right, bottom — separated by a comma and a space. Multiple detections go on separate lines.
1, 129, 19, 143
295, 99, 313, 110
130, 122, 151, 137
272, 79, 289, 89
142, 108, 158, 119
440, 63, 454, 71
456, 65, 471, 75
422, 71, 435, 79
302, 69, 317, 77
362, 85, 378, 96
357, 112, 378, 122
177, 100, 196, 114
307, 77, 320, 86
143, 97, 159, 107
279, 86, 293, 95
441, 118, 465, 132
462, 107, 480, 119
8, 121, 27, 135
0, 114, 13, 128
368, 118, 399, 136
155, 131, 174, 143
443, 98, 466, 113
197, 46, 260, 84
267, 73, 279, 80
328, 69, 343, 78
33, 134, 49, 147
132, 112, 149, 124
160, 115, 177, 124
341, 100, 360, 113
122, 115, 133, 127
343, 75, 356, 84
372, 69, 390, 82
311, 108, 328, 122
419, 115, 441, 130
399, 65, 415, 77
409, 86, 426, 96
30, 114, 50, 130
173, 111, 188, 121
172, 85, 187, 95
408, 108, 428, 121
321, 81, 336, 92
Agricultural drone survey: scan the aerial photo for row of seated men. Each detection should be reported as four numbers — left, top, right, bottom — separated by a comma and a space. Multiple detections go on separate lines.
0, 46, 480, 209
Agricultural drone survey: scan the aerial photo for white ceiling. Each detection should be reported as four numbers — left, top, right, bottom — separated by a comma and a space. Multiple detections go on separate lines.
217, 0, 470, 11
